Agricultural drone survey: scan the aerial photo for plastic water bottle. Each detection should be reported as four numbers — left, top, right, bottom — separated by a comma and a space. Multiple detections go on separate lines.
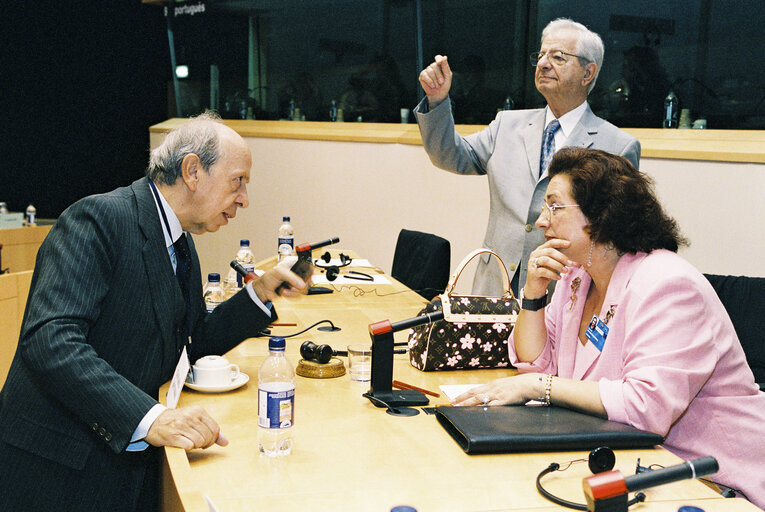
0, 202, 8, 215
277, 217, 294, 262
258, 337, 295, 457
234, 239, 255, 287
288, 99, 296, 121
663, 89, 679, 128
203, 273, 225, 312
25, 204, 36, 226
329, 99, 338, 122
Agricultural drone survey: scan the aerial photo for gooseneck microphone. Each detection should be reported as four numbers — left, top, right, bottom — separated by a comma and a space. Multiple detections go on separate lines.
583, 456, 718, 512
230, 260, 256, 284
623, 456, 718, 493
365, 309, 445, 409
275, 237, 340, 294
390, 309, 444, 332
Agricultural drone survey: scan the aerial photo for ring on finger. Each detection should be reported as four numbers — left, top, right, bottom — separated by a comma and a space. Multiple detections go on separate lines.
480, 394, 490, 405
532, 257, 540, 269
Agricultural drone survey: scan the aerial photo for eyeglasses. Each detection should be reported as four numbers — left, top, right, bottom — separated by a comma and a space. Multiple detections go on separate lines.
540, 200, 580, 220
530, 49, 588, 67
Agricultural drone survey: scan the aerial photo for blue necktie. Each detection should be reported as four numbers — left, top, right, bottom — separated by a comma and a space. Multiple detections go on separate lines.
539, 119, 561, 176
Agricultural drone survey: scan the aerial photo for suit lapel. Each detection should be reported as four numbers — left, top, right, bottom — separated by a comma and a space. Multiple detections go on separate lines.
132, 178, 185, 357
565, 104, 598, 151
570, 253, 647, 380
521, 109, 547, 182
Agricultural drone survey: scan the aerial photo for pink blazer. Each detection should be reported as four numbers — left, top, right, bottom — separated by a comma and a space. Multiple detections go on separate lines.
510, 250, 765, 508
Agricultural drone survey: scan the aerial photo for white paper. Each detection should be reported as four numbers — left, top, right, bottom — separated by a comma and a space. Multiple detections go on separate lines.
439, 384, 481, 401
311, 273, 391, 285
205, 495, 220, 512
438, 383, 545, 406
314, 257, 374, 268
166, 345, 190, 409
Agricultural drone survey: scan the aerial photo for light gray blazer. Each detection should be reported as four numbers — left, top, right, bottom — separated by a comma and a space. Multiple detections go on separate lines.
415, 97, 640, 297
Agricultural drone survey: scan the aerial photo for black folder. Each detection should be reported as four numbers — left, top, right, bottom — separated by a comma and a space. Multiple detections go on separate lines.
435, 405, 664, 455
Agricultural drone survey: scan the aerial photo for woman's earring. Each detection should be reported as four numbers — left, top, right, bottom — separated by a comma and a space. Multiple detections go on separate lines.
586, 240, 594, 268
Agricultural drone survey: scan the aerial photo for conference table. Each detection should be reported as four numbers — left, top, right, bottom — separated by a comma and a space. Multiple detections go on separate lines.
160, 252, 760, 512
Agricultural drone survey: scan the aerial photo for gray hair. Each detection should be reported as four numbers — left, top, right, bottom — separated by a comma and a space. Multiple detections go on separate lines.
542, 18, 604, 95
146, 111, 223, 185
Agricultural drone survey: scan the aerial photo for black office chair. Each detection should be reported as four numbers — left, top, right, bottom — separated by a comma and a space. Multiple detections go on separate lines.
704, 273, 765, 391
391, 229, 451, 301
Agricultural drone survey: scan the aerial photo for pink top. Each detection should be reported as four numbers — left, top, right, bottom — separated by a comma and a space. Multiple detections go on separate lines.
510, 250, 765, 508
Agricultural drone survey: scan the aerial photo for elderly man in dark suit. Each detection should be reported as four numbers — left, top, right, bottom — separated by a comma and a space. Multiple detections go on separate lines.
0, 112, 308, 511
415, 18, 640, 298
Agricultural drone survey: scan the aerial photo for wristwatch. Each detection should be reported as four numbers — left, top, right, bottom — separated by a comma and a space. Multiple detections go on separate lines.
520, 288, 548, 311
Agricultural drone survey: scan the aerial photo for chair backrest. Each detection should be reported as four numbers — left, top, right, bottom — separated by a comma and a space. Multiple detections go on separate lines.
391, 229, 450, 300
704, 273, 765, 388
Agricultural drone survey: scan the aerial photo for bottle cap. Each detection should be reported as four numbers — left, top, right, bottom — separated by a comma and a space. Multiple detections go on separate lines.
677, 507, 705, 512
240, 239, 250, 246
268, 337, 286, 351
390, 507, 417, 512
208, 273, 220, 282
283, 216, 290, 222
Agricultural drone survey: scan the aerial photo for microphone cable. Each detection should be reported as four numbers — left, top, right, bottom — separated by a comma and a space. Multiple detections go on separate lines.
257, 319, 341, 338
536, 462, 646, 510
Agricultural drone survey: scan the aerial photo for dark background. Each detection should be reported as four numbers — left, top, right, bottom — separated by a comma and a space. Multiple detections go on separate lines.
3, 1, 763, 220
2, 2, 168, 219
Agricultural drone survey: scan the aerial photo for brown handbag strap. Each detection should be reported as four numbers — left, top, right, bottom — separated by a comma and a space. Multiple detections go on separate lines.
443, 248, 515, 300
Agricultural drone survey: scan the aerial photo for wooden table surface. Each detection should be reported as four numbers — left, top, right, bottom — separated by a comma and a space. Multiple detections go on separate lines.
160, 254, 760, 512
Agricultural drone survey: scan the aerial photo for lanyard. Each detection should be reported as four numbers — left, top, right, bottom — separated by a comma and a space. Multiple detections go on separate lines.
148, 179, 175, 249
148, 179, 193, 348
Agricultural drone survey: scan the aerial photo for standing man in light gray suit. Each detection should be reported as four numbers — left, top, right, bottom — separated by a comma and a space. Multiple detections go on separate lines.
0, 112, 309, 511
415, 18, 640, 297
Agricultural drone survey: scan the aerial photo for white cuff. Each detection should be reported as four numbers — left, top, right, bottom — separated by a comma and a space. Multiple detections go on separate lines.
127, 403, 166, 452
245, 281, 273, 317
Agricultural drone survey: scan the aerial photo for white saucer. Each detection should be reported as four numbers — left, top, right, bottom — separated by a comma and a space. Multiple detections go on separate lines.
185, 372, 249, 393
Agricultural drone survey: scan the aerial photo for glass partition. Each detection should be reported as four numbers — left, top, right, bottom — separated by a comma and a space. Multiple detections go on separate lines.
163, 0, 765, 129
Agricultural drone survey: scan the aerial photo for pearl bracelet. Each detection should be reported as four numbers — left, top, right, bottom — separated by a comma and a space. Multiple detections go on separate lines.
540, 374, 553, 406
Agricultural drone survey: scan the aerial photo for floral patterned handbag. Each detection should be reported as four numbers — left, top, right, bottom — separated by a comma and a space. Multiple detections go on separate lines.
407, 249, 520, 371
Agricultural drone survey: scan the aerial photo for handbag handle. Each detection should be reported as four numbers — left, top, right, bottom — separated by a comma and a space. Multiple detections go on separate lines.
443, 248, 515, 300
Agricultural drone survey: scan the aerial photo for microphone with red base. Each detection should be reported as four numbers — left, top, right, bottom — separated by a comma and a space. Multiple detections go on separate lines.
583, 456, 718, 512
274, 237, 339, 294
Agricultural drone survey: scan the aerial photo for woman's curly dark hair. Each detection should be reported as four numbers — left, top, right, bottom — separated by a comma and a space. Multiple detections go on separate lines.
548, 147, 688, 253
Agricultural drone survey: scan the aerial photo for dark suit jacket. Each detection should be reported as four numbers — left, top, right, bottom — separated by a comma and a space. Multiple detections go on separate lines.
0, 177, 273, 511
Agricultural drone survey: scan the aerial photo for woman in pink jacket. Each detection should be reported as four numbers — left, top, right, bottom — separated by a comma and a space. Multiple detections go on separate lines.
454, 147, 765, 508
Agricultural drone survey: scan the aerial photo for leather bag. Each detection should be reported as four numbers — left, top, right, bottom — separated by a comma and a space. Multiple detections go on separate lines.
408, 249, 519, 371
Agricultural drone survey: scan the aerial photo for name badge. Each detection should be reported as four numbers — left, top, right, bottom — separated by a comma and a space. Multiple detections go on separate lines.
166, 344, 191, 409
585, 315, 609, 352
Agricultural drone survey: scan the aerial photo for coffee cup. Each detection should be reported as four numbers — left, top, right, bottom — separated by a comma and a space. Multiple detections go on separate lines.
192, 355, 240, 387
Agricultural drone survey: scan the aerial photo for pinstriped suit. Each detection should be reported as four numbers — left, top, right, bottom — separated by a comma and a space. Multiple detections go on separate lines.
414, 97, 640, 297
0, 177, 272, 511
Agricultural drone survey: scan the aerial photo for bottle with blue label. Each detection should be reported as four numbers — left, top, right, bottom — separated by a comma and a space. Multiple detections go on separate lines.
277, 216, 294, 262
663, 89, 679, 128
25, 204, 36, 226
258, 337, 295, 457
234, 239, 256, 287
203, 273, 225, 312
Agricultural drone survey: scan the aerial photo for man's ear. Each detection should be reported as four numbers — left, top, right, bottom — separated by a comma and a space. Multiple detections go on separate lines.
180, 153, 202, 191
582, 62, 597, 85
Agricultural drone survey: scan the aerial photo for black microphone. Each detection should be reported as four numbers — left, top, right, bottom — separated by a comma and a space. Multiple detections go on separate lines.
624, 456, 718, 492
583, 456, 718, 510
390, 309, 444, 332
275, 237, 340, 294
295, 237, 340, 254
230, 260, 256, 284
